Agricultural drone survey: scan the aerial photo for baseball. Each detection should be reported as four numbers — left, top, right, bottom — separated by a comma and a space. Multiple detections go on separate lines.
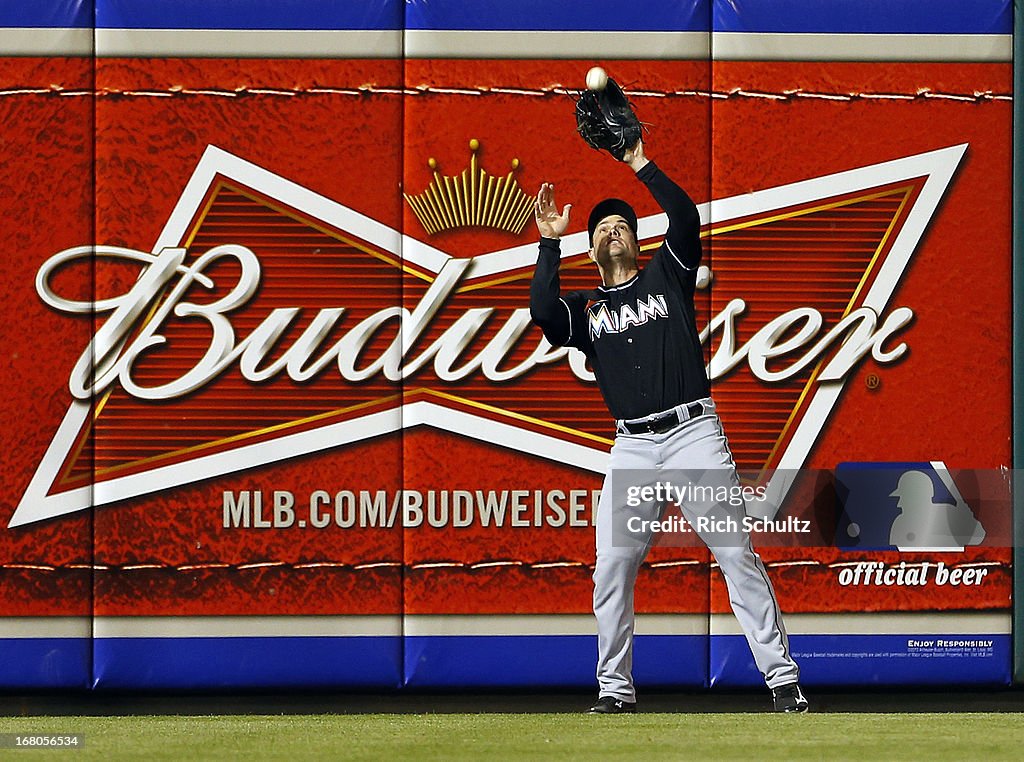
586, 66, 609, 91
696, 265, 713, 290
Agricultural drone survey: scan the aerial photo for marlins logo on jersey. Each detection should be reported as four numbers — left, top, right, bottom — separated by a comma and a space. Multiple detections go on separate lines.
587, 293, 669, 340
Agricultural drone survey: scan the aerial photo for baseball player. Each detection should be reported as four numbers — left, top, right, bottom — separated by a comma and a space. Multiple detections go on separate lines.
529, 137, 807, 714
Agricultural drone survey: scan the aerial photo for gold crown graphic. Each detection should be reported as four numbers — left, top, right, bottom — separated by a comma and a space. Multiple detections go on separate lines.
404, 139, 533, 236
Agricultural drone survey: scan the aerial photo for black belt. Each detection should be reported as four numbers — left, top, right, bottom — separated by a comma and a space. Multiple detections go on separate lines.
618, 400, 707, 435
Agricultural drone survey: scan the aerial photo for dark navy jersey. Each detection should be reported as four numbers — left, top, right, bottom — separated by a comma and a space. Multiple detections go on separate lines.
530, 161, 710, 421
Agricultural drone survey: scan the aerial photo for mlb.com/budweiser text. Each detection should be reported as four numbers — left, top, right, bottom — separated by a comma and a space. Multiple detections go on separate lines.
222, 489, 600, 530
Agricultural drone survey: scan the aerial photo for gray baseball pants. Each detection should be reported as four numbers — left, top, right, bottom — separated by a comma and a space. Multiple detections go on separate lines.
593, 397, 800, 701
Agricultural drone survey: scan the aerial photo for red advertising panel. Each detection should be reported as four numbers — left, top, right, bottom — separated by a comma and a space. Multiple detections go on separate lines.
0, 52, 94, 686
91, 56, 405, 686
0, 0, 1013, 691
705, 61, 1012, 685
400, 57, 712, 684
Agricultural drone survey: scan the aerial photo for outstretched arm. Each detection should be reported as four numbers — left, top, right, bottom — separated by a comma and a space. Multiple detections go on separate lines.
624, 141, 702, 270
530, 183, 577, 347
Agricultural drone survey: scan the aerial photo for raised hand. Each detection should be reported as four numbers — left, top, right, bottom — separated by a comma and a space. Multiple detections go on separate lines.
534, 182, 572, 239
621, 139, 650, 173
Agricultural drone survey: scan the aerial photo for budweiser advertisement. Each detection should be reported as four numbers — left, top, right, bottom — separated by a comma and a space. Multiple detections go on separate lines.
0, 0, 1014, 689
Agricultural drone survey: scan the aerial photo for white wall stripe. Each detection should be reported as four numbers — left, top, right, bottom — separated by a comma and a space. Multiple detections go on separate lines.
710, 611, 1011, 636
712, 32, 1012, 62
404, 30, 710, 60
95, 29, 403, 58
3, 612, 1005, 639
93, 615, 402, 638
2, 28, 1009, 62
0, 617, 91, 639
404, 613, 707, 637
0, 28, 93, 56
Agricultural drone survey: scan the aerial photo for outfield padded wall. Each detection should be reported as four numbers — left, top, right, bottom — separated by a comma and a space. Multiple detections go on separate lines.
0, 0, 1014, 691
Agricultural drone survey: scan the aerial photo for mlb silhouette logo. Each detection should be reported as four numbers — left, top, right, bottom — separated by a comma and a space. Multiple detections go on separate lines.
835, 462, 985, 551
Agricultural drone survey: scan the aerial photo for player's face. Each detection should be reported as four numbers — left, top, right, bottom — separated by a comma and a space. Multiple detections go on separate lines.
589, 215, 639, 267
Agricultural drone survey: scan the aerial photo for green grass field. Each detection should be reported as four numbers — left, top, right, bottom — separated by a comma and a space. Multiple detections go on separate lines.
2, 713, 1023, 761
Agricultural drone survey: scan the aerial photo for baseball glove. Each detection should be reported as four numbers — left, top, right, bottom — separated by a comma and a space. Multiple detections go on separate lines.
574, 78, 643, 161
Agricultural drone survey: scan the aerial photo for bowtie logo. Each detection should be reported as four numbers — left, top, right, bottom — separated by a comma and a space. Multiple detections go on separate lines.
10, 143, 966, 527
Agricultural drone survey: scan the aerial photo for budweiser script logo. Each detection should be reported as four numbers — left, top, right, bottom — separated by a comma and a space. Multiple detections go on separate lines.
11, 143, 967, 527
39, 246, 912, 398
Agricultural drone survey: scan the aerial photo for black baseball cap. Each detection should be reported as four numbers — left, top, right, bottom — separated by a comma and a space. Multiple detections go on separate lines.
588, 198, 638, 246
